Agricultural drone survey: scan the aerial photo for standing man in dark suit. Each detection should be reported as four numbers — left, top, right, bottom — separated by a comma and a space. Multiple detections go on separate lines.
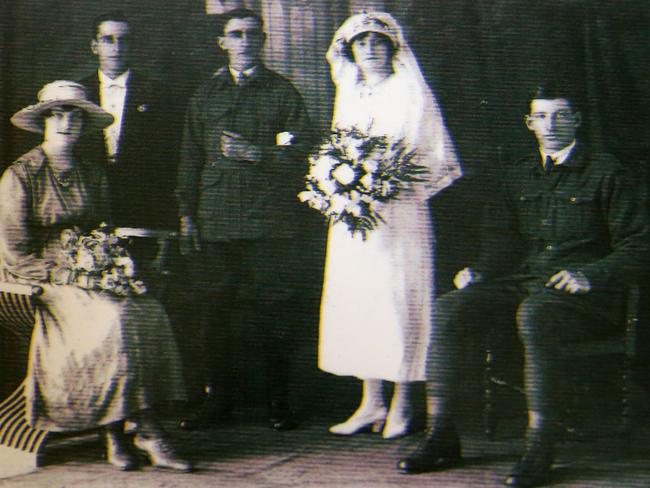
80, 11, 177, 229
176, 8, 313, 431
397, 82, 648, 487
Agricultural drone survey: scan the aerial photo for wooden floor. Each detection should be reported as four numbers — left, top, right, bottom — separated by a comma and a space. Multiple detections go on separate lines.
2, 410, 649, 488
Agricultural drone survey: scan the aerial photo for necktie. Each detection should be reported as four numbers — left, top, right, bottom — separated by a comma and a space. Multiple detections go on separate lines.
544, 155, 554, 175
235, 72, 249, 86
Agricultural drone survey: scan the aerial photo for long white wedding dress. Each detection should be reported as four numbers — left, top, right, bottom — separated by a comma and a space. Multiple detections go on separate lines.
319, 13, 462, 382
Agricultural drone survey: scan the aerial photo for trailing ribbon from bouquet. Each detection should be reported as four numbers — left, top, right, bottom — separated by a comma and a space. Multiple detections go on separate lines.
298, 127, 426, 239
52, 223, 147, 297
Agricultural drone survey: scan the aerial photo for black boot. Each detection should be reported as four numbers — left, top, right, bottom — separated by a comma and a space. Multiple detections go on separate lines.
178, 385, 232, 431
268, 399, 297, 431
504, 429, 555, 487
105, 422, 139, 471
396, 419, 461, 474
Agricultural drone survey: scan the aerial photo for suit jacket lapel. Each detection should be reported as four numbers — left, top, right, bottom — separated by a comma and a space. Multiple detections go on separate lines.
86, 74, 100, 104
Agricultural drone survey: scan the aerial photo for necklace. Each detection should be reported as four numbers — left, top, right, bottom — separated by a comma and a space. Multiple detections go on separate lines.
51, 168, 77, 188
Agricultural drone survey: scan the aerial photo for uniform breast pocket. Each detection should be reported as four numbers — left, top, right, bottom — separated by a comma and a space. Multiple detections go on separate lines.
516, 190, 543, 236
560, 192, 601, 235
199, 164, 224, 190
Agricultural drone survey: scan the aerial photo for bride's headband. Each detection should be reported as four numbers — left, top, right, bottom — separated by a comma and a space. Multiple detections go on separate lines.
339, 13, 401, 49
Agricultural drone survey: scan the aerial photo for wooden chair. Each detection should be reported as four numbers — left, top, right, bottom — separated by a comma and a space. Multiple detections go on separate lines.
483, 286, 641, 438
0, 228, 177, 479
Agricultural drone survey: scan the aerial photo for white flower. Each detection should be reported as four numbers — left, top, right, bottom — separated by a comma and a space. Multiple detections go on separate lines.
76, 248, 96, 272
332, 163, 356, 185
345, 140, 363, 162
114, 256, 135, 277
93, 245, 111, 268
330, 194, 349, 214
362, 158, 380, 173
359, 173, 374, 190
311, 155, 337, 182
348, 190, 361, 203
309, 198, 328, 212
319, 179, 337, 196
346, 202, 362, 217
99, 272, 118, 291
298, 190, 314, 203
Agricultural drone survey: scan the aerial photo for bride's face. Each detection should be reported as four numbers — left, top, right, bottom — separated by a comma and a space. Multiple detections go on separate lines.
350, 32, 394, 78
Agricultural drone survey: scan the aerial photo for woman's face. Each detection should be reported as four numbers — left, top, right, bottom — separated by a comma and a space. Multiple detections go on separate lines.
351, 32, 393, 77
43, 106, 84, 147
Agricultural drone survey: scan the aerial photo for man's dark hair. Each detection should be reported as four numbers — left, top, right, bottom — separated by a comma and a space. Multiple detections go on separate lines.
215, 8, 264, 36
343, 31, 397, 63
91, 11, 129, 38
527, 80, 585, 113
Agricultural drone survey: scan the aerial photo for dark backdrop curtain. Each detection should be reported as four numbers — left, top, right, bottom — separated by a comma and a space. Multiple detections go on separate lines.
1, 0, 648, 400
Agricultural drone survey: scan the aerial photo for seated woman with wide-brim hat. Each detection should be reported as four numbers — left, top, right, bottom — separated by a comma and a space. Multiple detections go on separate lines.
0, 80, 192, 472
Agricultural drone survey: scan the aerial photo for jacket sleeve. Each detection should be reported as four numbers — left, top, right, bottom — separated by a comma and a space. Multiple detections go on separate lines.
0, 167, 50, 281
577, 163, 650, 288
473, 170, 525, 280
176, 90, 207, 219
262, 84, 316, 187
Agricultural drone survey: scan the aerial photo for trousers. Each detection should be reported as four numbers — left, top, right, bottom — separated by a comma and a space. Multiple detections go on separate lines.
427, 276, 623, 416
181, 238, 301, 406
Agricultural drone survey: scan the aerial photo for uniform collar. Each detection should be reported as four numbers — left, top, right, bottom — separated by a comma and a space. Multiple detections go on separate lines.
539, 140, 576, 167
530, 141, 585, 175
228, 65, 258, 83
212, 64, 266, 87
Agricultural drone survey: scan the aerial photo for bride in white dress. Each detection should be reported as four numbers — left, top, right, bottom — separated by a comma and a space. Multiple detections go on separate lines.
318, 12, 462, 439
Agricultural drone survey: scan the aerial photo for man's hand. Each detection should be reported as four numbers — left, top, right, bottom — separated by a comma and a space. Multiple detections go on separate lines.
179, 216, 201, 256
454, 267, 483, 289
220, 130, 262, 162
546, 270, 591, 294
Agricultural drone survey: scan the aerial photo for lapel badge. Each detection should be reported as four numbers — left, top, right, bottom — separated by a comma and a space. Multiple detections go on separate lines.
137, 104, 148, 113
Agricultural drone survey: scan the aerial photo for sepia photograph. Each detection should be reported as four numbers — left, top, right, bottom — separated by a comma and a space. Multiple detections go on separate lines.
0, 1, 648, 486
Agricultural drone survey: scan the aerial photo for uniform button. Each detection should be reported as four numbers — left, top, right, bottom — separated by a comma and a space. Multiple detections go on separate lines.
545, 244, 554, 251
570, 196, 577, 202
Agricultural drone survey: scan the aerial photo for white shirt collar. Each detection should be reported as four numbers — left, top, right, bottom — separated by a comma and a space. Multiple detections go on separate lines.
98, 69, 130, 88
540, 140, 576, 166
228, 65, 257, 83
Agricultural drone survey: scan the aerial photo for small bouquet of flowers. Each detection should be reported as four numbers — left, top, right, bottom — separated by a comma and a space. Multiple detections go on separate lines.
298, 126, 426, 239
53, 223, 147, 297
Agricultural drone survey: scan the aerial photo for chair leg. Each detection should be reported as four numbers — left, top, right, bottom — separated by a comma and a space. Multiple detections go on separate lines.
484, 348, 498, 438
0, 381, 48, 479
619, 354, 633, 436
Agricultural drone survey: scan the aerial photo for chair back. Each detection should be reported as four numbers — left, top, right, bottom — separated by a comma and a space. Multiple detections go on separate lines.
0, 283, 41, 341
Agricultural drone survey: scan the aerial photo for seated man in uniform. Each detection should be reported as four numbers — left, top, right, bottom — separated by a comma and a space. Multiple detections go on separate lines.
397, 82, 649, 487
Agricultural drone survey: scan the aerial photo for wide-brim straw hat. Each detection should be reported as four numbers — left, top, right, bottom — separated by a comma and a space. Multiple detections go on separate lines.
10, 80, 114, 134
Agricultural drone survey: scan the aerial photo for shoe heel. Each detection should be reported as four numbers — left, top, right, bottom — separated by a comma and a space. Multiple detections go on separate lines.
371, 418, 386, 433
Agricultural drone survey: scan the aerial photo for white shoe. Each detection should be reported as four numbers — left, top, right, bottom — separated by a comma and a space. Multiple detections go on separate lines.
133, 434, 193, 472
382, 415, 412, 439
329, 407, 388, 436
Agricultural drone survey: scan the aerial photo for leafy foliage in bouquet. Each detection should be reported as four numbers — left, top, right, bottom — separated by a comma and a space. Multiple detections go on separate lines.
53, 223, 146, 296
298, 126, 426, 239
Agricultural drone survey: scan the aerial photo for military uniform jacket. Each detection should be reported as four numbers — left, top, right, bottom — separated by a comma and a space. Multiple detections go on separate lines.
475, 144, 649, 291
176, 65, 312, 241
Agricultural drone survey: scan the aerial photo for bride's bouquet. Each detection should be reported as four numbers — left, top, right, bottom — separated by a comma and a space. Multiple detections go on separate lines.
53, 223, 147, 297
298, 127, 426, 239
